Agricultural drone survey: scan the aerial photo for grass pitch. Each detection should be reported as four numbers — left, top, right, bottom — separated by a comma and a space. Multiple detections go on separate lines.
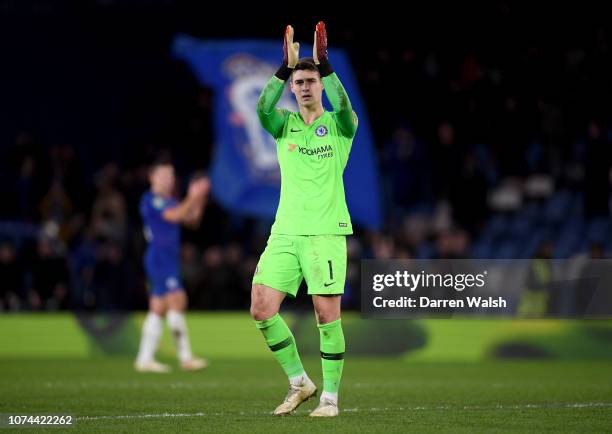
1, 357, 611, 433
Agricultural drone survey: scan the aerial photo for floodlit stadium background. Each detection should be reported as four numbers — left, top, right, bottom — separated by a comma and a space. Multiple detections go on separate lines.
1, 0, 612, 400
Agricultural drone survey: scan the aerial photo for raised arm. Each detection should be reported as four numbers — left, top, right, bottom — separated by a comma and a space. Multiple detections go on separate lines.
182, 175, 210, 229
257, 77, 287, 138
256, 25, 299, 138
162, 177, 208, 225
314, 21, 358, 138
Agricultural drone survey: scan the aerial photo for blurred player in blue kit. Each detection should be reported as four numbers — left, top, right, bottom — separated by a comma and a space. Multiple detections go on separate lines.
135, 159, 210, 372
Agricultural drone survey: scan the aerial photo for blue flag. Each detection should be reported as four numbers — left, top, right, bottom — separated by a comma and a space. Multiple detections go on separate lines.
172, 34, 381, 229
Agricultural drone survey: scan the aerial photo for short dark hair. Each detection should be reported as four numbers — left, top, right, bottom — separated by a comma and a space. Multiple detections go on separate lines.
149, 155, 174, 174
291, 57, 320, 79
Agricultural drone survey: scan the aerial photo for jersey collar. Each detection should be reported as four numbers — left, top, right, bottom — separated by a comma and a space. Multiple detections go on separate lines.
297, 110, 328, 127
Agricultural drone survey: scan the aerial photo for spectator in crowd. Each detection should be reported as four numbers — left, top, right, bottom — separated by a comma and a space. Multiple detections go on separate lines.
583, 120, 612, 219
29, 236, 70, 310
91, 241, 133, 310
90, 163, 128, 244
0, 242, 24, 310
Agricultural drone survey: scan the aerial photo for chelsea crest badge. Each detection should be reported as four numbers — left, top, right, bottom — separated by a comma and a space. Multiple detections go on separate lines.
315, 125, 328, 137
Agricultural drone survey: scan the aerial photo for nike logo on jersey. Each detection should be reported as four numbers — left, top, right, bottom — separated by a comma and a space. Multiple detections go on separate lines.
324, 282, 335, 287
290, 128, 303, 132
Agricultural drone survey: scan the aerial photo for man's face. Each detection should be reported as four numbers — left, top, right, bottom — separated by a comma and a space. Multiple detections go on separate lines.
290, 69, 324, 108
150, 165, 175, 196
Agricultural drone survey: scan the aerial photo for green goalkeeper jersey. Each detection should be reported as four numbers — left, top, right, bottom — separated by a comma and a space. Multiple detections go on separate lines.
257, 72, 358, 235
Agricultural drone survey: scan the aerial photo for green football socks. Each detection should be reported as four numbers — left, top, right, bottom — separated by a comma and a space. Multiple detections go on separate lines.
255, 313, 305, 379
318, 318, 345, 394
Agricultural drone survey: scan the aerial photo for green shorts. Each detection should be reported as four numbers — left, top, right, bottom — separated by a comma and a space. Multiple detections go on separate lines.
252, 234, 347, 298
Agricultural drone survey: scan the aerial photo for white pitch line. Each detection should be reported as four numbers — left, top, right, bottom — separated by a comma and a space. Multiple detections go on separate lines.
77, 402, 612, 421
78, 412, 209, 421
343, 402, 612, 412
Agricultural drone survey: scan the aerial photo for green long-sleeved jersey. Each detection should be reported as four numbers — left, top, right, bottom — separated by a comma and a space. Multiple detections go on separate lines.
257, 72, 358, 235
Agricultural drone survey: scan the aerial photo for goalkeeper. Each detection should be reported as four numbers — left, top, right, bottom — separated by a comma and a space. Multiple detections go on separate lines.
250, 21, 358, 417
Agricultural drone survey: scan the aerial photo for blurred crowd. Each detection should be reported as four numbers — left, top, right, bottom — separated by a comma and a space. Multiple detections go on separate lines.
0, 2, 610, 311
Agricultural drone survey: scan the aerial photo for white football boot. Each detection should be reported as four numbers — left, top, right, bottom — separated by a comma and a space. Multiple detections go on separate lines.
273, 377, 317, 416
309, 398, 339, 417
134, 360, 171, 373
181, 357, 209, 371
